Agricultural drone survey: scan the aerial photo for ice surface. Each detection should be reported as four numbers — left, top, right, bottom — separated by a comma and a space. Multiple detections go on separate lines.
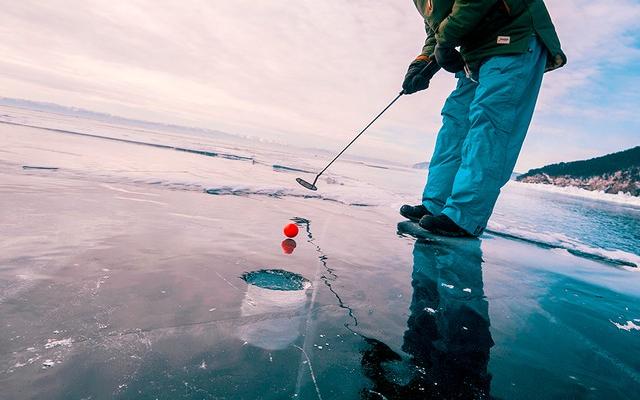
1, 106, 639, 399
1, 105, 637, 269
507, 180, 640, 207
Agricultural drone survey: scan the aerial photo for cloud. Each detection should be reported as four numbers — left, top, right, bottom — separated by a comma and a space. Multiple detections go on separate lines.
0, 0, 638, 169
537, 0, 640, 108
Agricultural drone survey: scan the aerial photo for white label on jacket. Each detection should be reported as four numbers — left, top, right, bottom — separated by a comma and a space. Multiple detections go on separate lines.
497, 36, 511, 44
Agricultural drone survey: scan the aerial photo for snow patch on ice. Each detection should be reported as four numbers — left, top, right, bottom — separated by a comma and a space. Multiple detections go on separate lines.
204, 185, 376, 207
101, 183, 160, 197
114, 196, 167, 206
507, 181, 640, 207
441, 283, 454, 289
487, 221, 640, 268
44, 338, 73, 349
610, 320, 640, 331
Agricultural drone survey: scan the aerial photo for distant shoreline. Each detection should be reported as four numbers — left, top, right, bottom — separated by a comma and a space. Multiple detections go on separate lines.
517, 146, 639, 197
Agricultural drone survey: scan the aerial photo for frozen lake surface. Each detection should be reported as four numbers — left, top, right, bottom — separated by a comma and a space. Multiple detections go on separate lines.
1, 106, 639, 399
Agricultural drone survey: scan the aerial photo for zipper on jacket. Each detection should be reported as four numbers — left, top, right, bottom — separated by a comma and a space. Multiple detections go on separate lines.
501, 0, 512, 15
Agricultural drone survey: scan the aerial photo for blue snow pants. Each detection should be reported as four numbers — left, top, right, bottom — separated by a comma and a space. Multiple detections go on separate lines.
422, 36, 547, 236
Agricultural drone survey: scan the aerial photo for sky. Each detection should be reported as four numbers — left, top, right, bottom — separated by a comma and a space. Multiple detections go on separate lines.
1, 0, 639, 171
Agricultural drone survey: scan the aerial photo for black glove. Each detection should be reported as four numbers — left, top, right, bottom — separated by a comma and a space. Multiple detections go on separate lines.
434, 43, 465, 73
402, 58, 441, 95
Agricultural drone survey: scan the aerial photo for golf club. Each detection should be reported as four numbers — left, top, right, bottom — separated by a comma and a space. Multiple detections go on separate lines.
296, 61, 437, 191
295, 91, 402, 191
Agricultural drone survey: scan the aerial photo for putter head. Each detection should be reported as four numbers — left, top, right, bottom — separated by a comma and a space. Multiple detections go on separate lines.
296, 177, 317, 191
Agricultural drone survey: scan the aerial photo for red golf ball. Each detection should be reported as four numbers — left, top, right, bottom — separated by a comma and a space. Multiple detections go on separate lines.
284, 223, 299, 238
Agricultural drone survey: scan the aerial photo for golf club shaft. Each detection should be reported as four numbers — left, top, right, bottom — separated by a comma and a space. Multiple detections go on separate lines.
312, 90, 405, 185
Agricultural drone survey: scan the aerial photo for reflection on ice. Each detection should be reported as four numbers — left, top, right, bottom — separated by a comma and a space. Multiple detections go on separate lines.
361, 238, 493, 398
281, 239, 297, 254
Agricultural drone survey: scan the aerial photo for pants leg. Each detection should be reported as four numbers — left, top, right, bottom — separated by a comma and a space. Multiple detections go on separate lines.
422, 73, 477, 215
442, 36, 547, 235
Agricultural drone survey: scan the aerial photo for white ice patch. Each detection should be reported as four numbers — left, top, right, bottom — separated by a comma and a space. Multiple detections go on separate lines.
487, 221, 640, 268
44, 338, 73, 349
507, 181, 640, 207
610, 320, 640, 331
205, 182, 381, 208
169, 212, 220, 222
95, 275, 109, 290
441, 283, 454, 289
114, 196, 167, 206
101, 183, 160, 197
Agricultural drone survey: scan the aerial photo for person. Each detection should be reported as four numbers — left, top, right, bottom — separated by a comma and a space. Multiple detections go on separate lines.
400, 0, 566, 237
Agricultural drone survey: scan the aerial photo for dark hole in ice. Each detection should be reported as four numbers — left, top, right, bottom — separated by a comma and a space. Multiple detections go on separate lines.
241, 269, 310, 291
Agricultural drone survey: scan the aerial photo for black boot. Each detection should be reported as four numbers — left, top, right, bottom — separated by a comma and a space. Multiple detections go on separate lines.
418, 214, 473, 238
400, 204, 433, 222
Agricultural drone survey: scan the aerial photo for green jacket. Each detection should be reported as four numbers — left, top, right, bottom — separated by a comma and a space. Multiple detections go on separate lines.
413, 0, 566, 72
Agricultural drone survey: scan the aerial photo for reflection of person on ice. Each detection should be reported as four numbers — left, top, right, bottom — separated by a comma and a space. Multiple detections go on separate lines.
361, 238, 493, 398
400, 0, 566, 237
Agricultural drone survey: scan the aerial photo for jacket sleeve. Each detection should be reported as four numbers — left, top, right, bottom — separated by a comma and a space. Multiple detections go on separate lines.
437, 0, 497, 46
420, 21, 437, 58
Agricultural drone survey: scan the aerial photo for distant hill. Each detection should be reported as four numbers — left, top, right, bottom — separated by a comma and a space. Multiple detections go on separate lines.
517, 146, 640, 196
